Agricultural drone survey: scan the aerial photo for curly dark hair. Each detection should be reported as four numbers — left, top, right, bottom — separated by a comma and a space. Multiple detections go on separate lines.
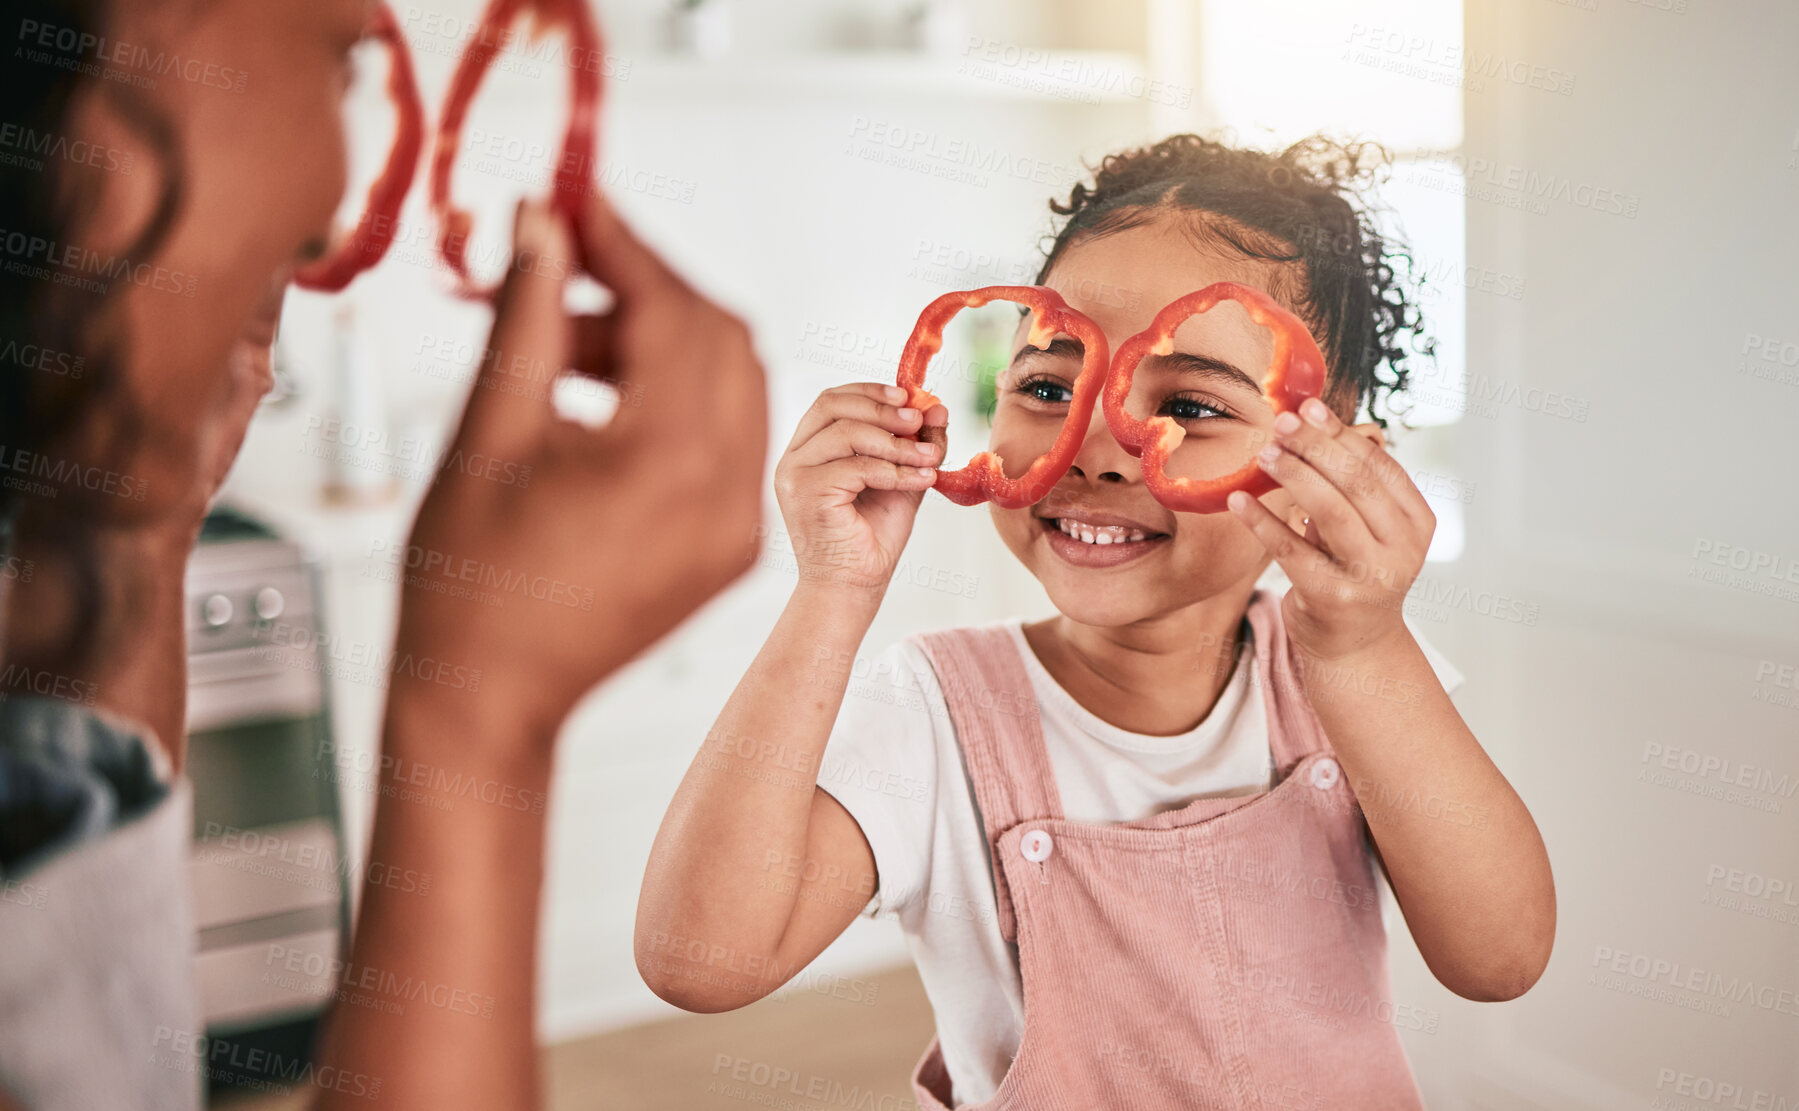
1033, 133, 1435, 433
1, 0, 181, 652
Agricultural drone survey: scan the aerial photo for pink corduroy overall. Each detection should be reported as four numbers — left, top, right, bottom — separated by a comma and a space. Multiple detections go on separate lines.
906, 588, 1427, 1110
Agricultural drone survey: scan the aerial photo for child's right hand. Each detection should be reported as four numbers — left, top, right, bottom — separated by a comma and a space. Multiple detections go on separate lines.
775, 383, 947, 592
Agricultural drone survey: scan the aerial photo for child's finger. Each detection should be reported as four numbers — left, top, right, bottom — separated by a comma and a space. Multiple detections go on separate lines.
810, 456, 938, 498
1226, 489, 1333, 588
1275, 401, 1422, 542
791, 419, 944, 469
1255, 440, 1379, 564
787, 384, 925, 449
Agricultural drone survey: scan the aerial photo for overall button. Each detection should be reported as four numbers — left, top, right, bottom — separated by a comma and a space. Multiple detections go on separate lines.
1309, 756, 1341, 790
1019, 830, 1054, 863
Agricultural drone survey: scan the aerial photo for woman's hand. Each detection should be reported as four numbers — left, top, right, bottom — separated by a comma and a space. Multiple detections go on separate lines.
1225, 396, 1435, 662
390, 194, 767, 739
774, 384, 946, 594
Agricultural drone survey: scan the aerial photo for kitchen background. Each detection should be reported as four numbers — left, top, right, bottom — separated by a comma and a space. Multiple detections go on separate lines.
203, 0, 1799, 1106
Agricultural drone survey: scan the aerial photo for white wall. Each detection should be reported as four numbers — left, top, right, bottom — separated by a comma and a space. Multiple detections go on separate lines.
1393, 1, 1799, 1106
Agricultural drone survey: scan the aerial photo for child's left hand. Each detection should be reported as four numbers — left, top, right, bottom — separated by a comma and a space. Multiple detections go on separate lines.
1226, 396, 1436, 662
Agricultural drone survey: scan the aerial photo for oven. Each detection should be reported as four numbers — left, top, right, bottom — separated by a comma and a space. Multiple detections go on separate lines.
183, 506, 350, 1091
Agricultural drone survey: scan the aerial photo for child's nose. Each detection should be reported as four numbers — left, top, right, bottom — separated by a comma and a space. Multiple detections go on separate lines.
1065, 403, 1139, 485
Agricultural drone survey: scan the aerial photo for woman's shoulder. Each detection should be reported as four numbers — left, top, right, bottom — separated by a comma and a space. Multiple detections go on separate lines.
0, 695, 173, 875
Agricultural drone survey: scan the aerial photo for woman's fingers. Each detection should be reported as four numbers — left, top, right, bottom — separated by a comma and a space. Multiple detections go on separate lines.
456, 198, 571, 461
579, 187, 686, 304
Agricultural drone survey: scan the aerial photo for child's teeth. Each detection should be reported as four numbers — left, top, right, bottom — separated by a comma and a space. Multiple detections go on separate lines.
1056, 519, 1149, 545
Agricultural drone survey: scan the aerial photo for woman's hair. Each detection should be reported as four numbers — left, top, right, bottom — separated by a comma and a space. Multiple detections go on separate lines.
1034, 133, 1434, 432
1, 0, 184, 535
1, 0, 181, 660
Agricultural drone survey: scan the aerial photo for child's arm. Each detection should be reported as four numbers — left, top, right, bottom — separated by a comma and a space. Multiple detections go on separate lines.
636, 384, 946, 1013
1305, 629, 1554, 1002
1227, 397, 1555, 1003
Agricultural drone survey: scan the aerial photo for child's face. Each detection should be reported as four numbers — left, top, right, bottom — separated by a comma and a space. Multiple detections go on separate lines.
986, 212, 1313, 627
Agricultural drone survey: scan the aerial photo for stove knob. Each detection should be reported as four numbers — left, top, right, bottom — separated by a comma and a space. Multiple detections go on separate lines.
201, 593, 233, 628
254, 586, 285, 621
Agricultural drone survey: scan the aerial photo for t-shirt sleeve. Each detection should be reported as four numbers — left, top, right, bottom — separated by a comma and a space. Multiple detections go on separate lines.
814, 640, 944, 921
1404, 616, 1465, 698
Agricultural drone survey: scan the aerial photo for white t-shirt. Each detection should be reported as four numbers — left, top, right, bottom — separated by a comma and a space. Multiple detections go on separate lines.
816, 614, 1465, 1107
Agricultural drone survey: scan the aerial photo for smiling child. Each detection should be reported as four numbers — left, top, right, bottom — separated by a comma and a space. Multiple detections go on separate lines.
637, 133, 1555, 1110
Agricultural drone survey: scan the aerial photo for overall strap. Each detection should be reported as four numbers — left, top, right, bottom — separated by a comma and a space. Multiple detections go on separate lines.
1243, 587, 1333, 769
911, 625, 1059, 945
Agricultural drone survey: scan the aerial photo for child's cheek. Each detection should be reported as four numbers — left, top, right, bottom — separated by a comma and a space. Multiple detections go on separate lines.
1164, 422, 1270, 484
986, 413, 1058, 476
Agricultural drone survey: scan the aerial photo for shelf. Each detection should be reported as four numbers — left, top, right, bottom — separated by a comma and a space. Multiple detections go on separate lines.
610, 50, 1156, 106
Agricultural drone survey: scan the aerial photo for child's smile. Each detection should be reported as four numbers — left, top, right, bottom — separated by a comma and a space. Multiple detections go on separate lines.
1032, 498, 1172, 567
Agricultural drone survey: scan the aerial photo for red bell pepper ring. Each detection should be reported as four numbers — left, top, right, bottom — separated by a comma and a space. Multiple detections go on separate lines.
292, 3, 424, 293
1103, 281, 1327, 514
429, 0, 604, 302
895, 286, 1111, 509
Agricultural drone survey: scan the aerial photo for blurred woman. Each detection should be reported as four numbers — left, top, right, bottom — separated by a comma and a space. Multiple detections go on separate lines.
0, 0, 766, 1107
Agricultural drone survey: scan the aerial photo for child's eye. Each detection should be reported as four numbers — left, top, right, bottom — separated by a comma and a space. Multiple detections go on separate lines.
1160, 395, 1232, 422
1014, 375, 1073, 404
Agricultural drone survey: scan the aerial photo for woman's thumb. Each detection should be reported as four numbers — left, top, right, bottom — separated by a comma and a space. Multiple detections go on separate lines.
455, 198, 572, 459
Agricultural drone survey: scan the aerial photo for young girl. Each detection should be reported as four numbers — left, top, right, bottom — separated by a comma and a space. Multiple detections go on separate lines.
637, 134, 1555, 1109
